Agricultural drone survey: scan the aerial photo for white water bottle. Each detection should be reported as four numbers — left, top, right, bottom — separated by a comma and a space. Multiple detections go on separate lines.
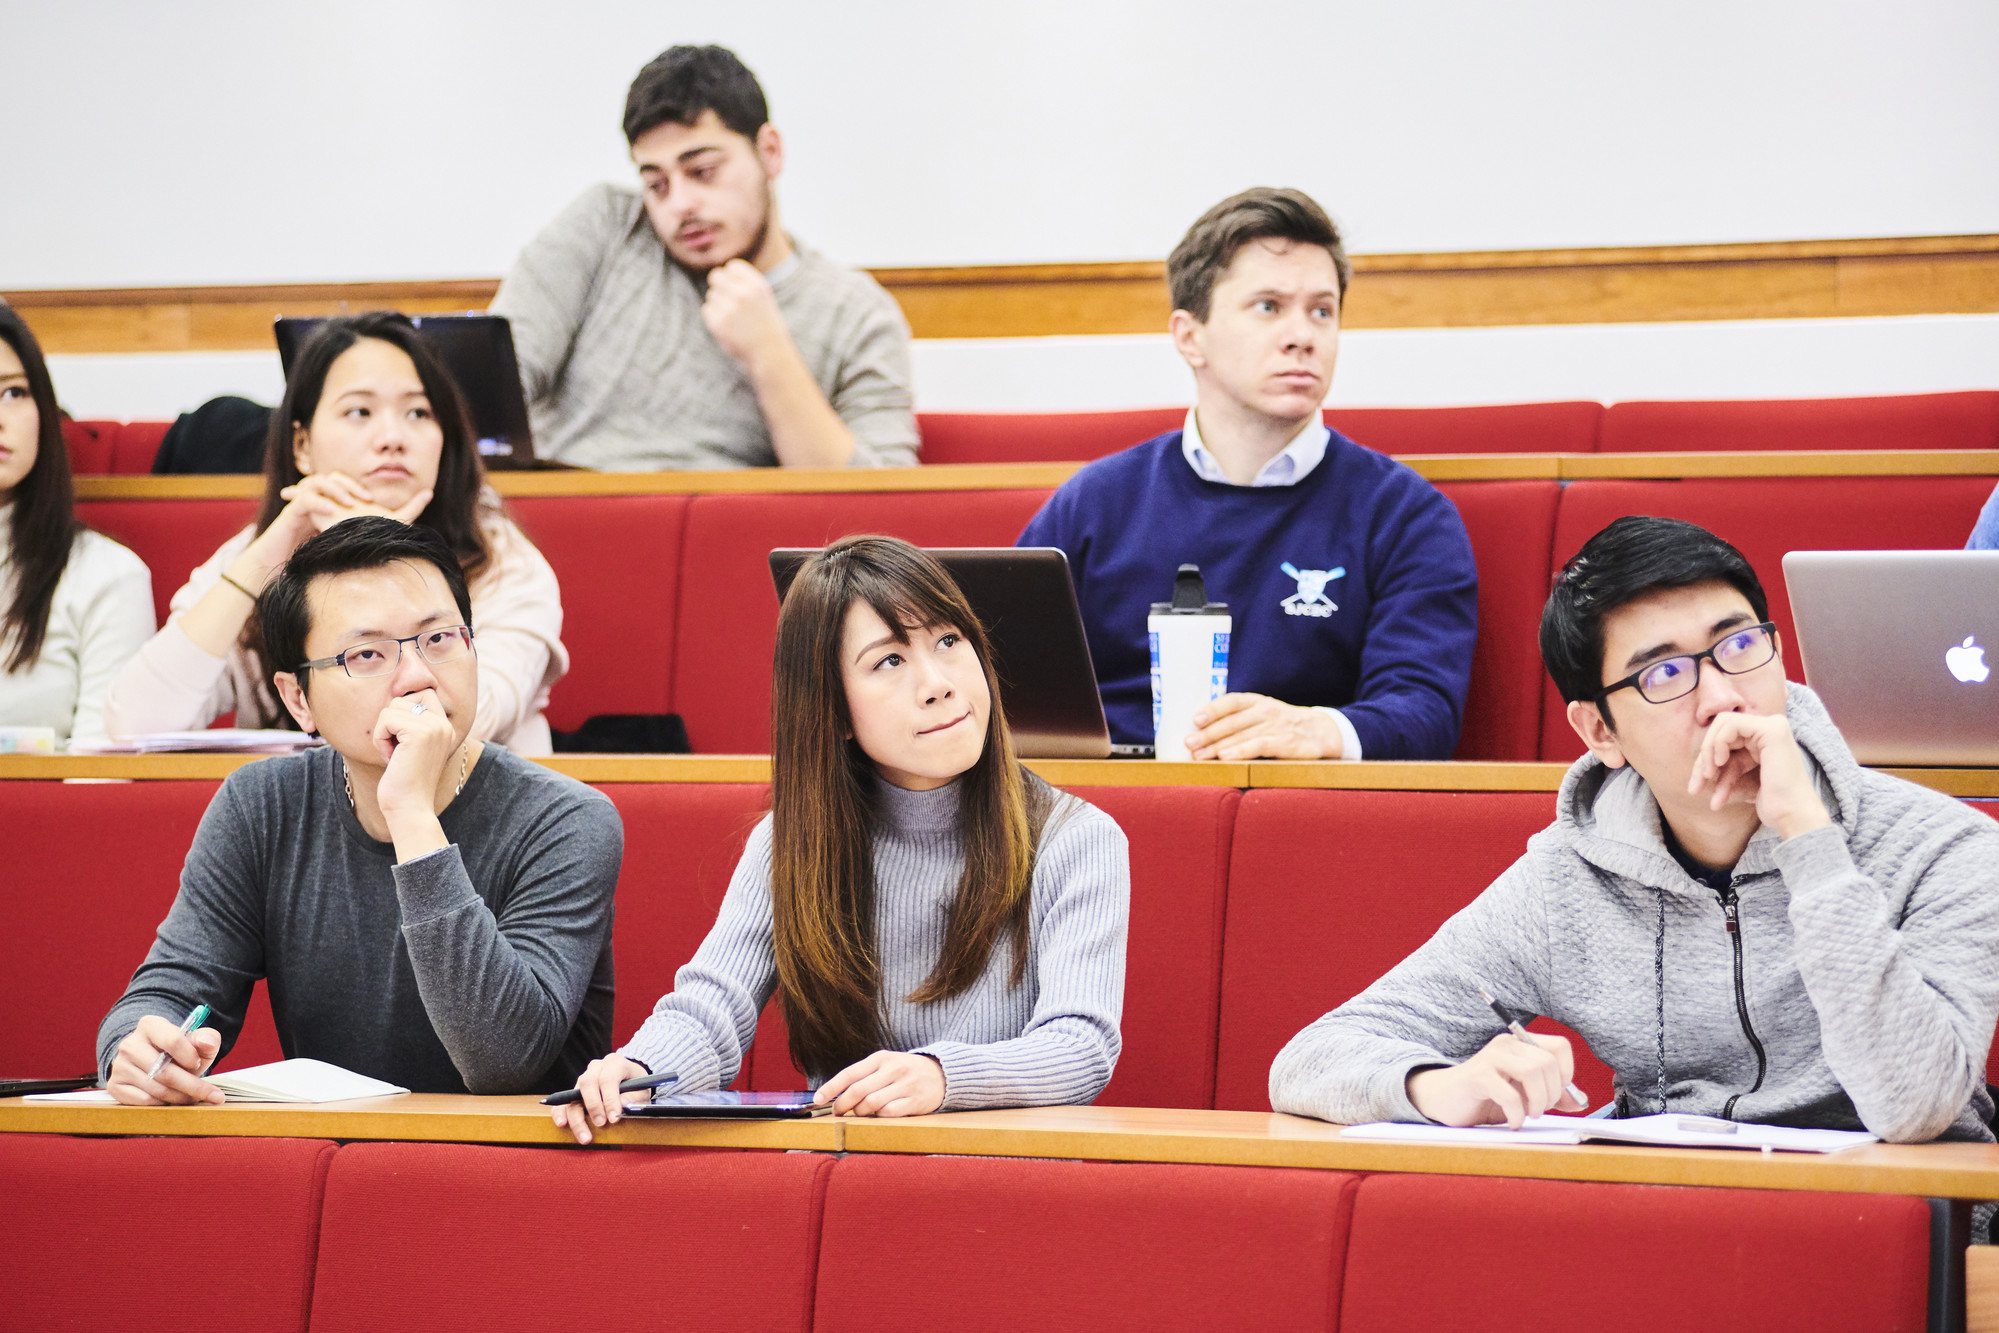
1148, 565, 1231, 762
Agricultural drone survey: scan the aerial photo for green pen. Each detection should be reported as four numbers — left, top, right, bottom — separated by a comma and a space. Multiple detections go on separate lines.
146, 1003, 212, 1080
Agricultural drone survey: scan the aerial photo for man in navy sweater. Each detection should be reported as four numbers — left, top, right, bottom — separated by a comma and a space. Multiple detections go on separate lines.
1019, 188, 1477, 760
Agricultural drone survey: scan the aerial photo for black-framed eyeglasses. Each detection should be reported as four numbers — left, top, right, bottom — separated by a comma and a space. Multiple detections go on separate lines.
299, 625, 475, 679
1593, 621, 1777, 706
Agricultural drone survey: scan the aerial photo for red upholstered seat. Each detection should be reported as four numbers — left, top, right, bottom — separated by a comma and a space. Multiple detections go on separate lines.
813, 1154, 1362, 1332
1329, 401, 1603, 455
1539, 475, 1996, 760
1435, 481, 1560, 760
0, 779, 282, 1075
506, 495, 688, 730
75, 497, 260, 626
309, 1142, 833, 1332
1602, 390, 1999, 453
916, 408, 1185, 464
62, 418, 117, 474
916, 402, 1604, 464
112, 420, 172, 473
671, 490, 1053, 752
596, 782, 768, 1089
0, 1134, 335, 1332
1213, 789, 1619, 1111
1339, 1173, 1930, 1333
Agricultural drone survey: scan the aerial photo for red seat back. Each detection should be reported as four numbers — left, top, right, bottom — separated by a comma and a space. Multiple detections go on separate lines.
0, 1134, 336, 1333
671, 490, 1053, 752
506, 496, 688, 730
597, 782, 768, 1089
1330, 401, 1603, 455
309, 1142, 833, 1332
113, 420, 173, 473
1340, 1173, 1930, 1333
916, 409, 1185, 464
1436, 480, 1560, 760
814, 1154, 1362, 1332
62, 419, 117, 474
1213, 789, 1618, 1111
1540, 475, 1996, 760
75, 498, 259, 626
1602, 391, 1999, 453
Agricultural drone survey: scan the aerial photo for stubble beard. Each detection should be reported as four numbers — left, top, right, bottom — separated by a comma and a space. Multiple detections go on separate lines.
668, 176, 774, 286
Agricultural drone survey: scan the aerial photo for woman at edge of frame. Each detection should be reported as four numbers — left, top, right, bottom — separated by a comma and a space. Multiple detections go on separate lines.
554, 534, 1130, 1141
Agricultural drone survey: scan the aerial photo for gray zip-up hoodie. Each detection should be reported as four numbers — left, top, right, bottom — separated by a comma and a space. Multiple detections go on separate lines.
1270, 684, 1999, 1143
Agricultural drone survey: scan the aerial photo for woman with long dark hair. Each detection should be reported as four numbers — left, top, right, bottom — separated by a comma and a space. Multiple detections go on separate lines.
0, 307, 155, 746
554, 535, 1129, 1141
104, 311, 569, 751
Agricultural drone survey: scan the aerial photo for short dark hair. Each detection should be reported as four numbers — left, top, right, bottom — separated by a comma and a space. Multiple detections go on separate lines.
260, 517, 473, 695
1167, 187, 1351, 322
623, 45, 769, 145
1539, 516, 1771, 717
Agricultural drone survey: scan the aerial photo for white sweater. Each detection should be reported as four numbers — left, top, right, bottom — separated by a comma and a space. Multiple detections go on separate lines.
103, 509, 568, 753
0, 520, 156, 746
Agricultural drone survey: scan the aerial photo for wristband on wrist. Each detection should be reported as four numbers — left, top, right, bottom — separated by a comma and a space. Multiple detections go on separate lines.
219, 572, 261, 602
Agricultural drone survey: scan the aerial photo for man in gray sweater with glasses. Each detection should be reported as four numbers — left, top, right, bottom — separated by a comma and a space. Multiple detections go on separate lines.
1272, 516, 1999, 1145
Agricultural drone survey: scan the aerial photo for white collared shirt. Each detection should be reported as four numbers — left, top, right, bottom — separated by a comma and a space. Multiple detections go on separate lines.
1176, 409, 1362, 760
1180, 409, 1331, 488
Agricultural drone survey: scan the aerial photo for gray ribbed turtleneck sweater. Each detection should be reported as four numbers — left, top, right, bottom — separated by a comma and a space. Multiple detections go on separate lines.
620, 776, 1130, 1109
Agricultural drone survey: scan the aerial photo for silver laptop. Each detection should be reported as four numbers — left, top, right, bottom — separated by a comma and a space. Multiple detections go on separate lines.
1783, 550, 1999, 765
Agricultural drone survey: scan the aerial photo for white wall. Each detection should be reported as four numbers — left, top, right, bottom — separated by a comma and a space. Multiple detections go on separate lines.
7, 0, 1998, 288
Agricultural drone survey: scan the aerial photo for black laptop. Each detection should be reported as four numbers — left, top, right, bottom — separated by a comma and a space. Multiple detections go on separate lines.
769, 547, 1112, 759
274, 313, 546, 469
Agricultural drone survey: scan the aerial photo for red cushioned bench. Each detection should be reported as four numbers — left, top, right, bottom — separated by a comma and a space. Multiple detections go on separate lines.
1212, 788, 1618, 1112
0, 1133, 337, 1332
1539, 474, 1997, 761
309, 1142, 834, 1331
74, 497, 260, 627
1601, 390, 1999, 453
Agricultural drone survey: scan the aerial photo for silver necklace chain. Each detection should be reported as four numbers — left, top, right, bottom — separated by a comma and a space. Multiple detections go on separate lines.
344, 743, 470, 813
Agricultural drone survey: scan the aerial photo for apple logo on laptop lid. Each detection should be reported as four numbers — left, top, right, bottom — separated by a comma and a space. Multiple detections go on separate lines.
1947, 636, 1991, 685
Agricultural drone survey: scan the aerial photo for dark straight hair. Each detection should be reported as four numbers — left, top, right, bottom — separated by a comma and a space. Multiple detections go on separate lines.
0, 307, 82, 672
623, 44, 770, 145
1539, 515, 1771, 717
767, 535, 1056, 1080
243, 311, 492, 725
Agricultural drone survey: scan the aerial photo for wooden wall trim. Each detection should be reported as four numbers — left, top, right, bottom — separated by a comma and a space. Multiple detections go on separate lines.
9, 234, 1999, 352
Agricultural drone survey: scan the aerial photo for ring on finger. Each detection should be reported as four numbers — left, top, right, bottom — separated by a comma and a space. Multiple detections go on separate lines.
409, 702, 427, 715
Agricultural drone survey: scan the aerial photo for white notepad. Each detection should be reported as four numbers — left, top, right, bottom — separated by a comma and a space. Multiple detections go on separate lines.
1340, 1113, 1877, 1153
24, 1059, 408, 1105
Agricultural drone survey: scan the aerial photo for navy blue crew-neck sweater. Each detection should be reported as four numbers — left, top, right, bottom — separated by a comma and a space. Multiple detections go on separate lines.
1018, 429, 1478, 758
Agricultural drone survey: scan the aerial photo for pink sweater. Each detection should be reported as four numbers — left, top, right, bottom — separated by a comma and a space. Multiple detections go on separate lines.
103, 510, 568, 753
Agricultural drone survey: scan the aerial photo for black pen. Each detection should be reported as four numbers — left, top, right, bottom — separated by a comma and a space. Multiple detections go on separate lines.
1478, 985, 1589, 1110
540, 1072, 679, 1106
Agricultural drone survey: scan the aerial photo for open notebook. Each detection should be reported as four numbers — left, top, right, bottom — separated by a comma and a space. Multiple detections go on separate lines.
26, 1059, 407, 1104
1340, 1113, 1877, 1153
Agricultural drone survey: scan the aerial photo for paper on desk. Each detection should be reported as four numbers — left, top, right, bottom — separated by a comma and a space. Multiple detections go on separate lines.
24, 1088, 118, 1103
1342, 1114, 1877, 1153
23, 1059, 405, 1105
69, 730, 325, 755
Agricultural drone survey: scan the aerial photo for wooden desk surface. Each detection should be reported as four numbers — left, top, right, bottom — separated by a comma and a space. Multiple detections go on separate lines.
0, 1092, 840, 1151
7, 1097, 1997, 1198
2, 752, 1993, 797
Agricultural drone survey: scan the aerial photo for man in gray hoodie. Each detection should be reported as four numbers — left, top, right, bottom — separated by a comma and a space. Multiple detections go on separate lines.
1271, 516, 1999, 1143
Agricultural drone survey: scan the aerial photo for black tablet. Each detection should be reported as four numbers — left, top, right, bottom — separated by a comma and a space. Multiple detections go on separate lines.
0, 1075, 97, 1098
616, 1090, 831, 1119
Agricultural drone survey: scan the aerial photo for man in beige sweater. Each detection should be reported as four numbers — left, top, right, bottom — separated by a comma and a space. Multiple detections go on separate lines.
491, 45, 917, 472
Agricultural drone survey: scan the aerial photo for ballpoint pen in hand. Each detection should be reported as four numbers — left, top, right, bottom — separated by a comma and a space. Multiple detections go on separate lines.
145, 1003, 212, 1080
1478, 985, 1589, 1110
541, 1072, 680, 1106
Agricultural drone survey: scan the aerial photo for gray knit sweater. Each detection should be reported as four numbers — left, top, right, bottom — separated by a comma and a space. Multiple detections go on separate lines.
620, 777, 1129, 1109
1271, 684, 1999, 1142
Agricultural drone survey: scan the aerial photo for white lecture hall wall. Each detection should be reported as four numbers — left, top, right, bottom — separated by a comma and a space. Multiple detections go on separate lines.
12, 0, 1999, 418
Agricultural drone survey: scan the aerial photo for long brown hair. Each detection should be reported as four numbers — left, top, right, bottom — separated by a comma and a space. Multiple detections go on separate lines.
769, 535, 1055, 1079
0, 308, 82, 672
244, 311, 494, 724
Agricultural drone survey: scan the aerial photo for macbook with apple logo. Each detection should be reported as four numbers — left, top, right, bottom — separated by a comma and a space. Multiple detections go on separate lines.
1782, 550, 1999, 766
